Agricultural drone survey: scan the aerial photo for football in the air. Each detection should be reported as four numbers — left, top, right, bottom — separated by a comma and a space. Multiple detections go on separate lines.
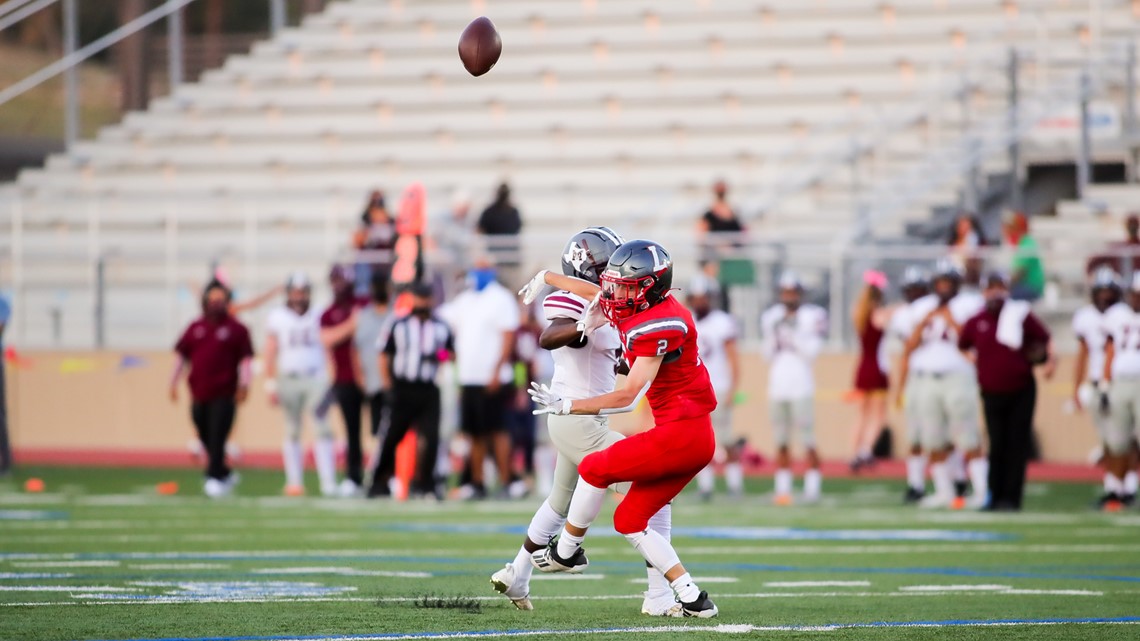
458, 16, 502, 77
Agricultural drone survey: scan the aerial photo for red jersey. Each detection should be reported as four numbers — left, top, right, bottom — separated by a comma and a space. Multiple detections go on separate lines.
616, 295, 717, 423
175, 315, 254, 403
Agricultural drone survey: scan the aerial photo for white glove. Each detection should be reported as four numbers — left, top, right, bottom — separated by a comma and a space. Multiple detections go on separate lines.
528, 381, 571, 416
518, 270, 550, 305
575, 293, 608, 338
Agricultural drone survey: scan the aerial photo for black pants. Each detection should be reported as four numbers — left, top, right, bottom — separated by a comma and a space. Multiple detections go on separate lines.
982, 381, 1037, 510
374, 383, 441, 494
333, 382, 365, 485
367, 391, 387, 438
191, 398, 236, 481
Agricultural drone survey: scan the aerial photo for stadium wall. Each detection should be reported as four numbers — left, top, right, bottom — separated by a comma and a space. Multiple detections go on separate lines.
7, 351, 1097, 467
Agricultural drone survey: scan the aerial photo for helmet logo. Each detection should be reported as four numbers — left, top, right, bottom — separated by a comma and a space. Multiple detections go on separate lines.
564, 242, 590, 274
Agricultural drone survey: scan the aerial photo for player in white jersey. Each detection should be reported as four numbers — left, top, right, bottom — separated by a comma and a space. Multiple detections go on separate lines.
1100, 272, 1140, 510
887, 266, 933, 503
263, 273, 338, 496
760, 271, 827, 505
1072, 267, 1136, 507
897, 260, 987, 509
688, 276, 742, 501
489, 228, 679, 617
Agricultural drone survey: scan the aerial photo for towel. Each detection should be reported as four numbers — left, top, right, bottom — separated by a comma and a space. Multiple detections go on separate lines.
996, 300, 1031, 350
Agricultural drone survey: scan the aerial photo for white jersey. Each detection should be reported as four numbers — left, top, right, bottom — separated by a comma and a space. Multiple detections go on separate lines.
265, 305, 324, 376
542, 290, 621, 400
1072, 303, 1116, 383
1105, 303, 1140, 378
760, 303, 827, 400
907, 293, 982, 375
695, 309, 738, 395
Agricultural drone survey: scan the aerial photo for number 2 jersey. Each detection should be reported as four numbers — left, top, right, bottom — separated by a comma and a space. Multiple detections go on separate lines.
1104, 302, 1140, 379
614, 294, 718, 424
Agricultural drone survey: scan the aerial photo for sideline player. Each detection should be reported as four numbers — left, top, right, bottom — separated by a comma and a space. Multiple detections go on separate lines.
896, 260, 986, 509
491, 227, 678, 616
521, 240, 720, 618
264, 273, 339, 496
1100, 273, 1140, 510
887, 266, 933, 502
689, 276, 742, 500
759, 271, 827, 505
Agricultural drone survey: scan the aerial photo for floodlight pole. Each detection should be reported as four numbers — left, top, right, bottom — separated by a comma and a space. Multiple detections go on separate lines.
62, 0, 78, 147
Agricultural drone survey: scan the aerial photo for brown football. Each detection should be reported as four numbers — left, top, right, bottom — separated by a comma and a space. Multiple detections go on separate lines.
458, 16, 502, 77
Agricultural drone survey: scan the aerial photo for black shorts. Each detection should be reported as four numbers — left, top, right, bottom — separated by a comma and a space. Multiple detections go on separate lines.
460, 385, 512, 437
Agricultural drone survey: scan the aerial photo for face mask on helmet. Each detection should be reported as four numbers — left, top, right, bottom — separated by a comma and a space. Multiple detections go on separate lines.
1093, 286, 1119, 311
600, 273, 655, 321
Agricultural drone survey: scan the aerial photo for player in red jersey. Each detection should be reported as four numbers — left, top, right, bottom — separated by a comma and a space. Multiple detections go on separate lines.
518, 239, 719, 618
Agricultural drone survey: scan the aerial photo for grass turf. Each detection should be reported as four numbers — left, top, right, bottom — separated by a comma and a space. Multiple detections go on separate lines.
1, 466, 1138, 641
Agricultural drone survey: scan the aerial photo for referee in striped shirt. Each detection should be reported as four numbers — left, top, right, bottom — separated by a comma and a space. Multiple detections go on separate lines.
368, 283, 454, 499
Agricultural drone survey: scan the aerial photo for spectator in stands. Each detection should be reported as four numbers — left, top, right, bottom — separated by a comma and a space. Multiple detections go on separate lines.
437, 189, 475, 296
439, 255, 521, 500
697, 180, 753, 309
1003, 212, 1045, 302
849, 270, 891, 472
1087, 214, 1140, 275
170, 280, 254, 498
0, 291, 10, 476
319, 265, 367, 496
477, 183, 523, 285
959, 271, 1056, 511
353, 190, 397, 297
947, 213, 986, 266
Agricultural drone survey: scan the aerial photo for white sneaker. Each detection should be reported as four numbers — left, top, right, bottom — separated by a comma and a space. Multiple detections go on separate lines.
204, 478, 229, 498
338, 479, 362, 498
490, 563, 533, 611
641, 592, 683, 617
918, 492, 953, 509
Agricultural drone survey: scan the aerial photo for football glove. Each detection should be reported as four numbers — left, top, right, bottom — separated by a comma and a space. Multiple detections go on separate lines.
518, 270, 550, 305
528, 381, 571, 416
576, 292, 608, 338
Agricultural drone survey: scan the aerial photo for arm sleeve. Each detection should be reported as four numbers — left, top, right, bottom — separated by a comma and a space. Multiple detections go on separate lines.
382, 321, 398, 356
958, 318, 976, 350
624, 318, 687, 358
542, 292, 587, 321
1025, 313, 1050, 343
239, 325, 255, 358
174, 326, 193, 359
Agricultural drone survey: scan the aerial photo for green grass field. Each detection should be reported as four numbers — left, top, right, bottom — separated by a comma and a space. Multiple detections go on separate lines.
1, 466, 1139, 641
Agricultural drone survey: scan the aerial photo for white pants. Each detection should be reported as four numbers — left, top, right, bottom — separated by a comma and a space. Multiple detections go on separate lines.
545, 414, 628, 516
279, 374, 332, 441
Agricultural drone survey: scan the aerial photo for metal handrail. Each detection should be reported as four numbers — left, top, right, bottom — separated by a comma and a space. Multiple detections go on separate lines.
0, 0, 54, 32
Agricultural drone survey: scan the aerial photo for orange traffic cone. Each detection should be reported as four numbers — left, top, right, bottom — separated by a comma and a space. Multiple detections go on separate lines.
394, 431, 418, 501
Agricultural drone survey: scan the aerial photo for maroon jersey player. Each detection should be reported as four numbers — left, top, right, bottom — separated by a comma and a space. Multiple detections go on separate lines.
519, 239, 720, 618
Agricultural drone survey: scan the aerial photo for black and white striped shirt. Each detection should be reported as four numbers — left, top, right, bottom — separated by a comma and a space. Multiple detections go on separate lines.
382, 314, 454, 384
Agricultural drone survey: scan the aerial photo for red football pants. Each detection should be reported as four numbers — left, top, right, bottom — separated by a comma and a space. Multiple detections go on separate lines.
578, 414, 715, 534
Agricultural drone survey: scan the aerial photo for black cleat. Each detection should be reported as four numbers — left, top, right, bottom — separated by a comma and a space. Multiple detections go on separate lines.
954, 481, 969, 498
902, 487, 925, 504
1122, 493, 1136, 508
530, 538, 589, 574
680, 591, 719, 618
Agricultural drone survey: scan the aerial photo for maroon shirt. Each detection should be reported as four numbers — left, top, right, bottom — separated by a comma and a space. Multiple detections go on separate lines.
958, 303, 1050, 394
175, 315, 254, 402
320, 298, 365, 385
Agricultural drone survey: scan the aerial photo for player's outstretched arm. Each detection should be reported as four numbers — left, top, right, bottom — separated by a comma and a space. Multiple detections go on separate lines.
530, 355, 660, 416
519, 269, 600, 304
540, 318, 588, 350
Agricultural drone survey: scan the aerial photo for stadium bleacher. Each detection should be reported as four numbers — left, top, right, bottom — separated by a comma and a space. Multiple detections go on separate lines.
1, 0, 1138, 347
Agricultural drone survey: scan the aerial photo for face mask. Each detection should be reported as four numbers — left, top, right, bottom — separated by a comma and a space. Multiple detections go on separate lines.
288, 298, 310, 314
936, 289, 955, 304
468, 268, 496, 292
984, 292, 1007, 311
412, 305, 432, 318
692, 303, 711, 319
205, 301, 228, 319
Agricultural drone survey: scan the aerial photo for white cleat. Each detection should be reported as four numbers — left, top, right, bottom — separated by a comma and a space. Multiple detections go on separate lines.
918, 492, 954, 509
337, 479, 363, 498
641, 592, 683, 617
203, 478, 230, 498
490, 564, 533, 611
966, 494, 989, 510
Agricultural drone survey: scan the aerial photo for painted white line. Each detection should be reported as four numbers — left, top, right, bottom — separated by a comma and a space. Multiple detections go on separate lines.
0, 572, 73, 579
251, 567, 432, 579
901, 585, 1011, 592
659, 544, 1140, 555
10, 561, 120, 568
765, 581, 871, 588
0, 586, 139, 592
531, 574, 606, 581
1003, 589, 1105, 596
627, 577, 739, 585
128, 563, 229, 570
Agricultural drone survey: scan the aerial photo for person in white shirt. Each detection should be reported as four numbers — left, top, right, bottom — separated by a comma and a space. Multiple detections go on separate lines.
896, 260, 987, 509
1100, 272, 1140, 510
886, 266, 932, 503
439, 256, 521, 499
1072, 267, 1136, 507
760, 271, 827, 504
688, 276, 742, 500
263, 273, 338, 496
